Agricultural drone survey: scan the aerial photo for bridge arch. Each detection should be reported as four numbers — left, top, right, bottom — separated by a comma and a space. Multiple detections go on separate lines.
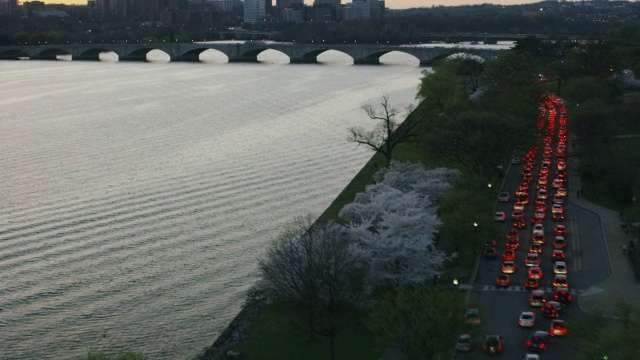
317, 50, 354, 65
31, 48, 72, 60
198, 49, 230, 63
0, 48, 30, 60
379, 51, 420, 66
237, 47, 294, 63
178, 47, 229, 62
120, 48, 170, 62
77, 48, 116, 61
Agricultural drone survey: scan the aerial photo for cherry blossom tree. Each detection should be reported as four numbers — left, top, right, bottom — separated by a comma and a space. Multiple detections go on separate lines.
339, 162, 460, 287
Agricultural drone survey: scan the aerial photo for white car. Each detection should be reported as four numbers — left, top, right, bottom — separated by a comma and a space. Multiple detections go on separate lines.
553, 274, 569, 289
495, 212, 506, 221
528, 267, 543, 280
529, 290, 546, 307
519, 311, 536, 327
557, 188, 567, 197
532, 223, 544, 236
537, 189, 548, 199
552, 204, 563, 214
526, 354, 540, 360
499, 192, 511, 202
553, 194, 565, 204
552, 178, 563, 188
456, 334, 473, 352
554, 261, 568, 275
514, 202, 525, 212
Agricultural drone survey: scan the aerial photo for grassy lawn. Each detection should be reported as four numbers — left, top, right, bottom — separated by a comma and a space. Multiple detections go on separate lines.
237, 303, 381, 360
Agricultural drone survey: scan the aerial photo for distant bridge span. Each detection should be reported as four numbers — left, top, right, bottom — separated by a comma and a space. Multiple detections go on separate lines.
0, 42, 505, 66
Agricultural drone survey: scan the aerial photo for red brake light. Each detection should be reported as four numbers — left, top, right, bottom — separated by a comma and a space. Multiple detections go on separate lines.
497, 345, 502, 351
541, 343, 546, 348
526, 341, 531, 346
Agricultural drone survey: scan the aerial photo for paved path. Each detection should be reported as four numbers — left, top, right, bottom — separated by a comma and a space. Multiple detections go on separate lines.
568, 159, 640, 318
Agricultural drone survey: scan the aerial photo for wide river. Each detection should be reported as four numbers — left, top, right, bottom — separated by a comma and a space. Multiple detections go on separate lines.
0, 49, 424, 359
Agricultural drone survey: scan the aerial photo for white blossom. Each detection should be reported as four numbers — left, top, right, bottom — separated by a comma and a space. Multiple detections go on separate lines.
339, 161, 459, 287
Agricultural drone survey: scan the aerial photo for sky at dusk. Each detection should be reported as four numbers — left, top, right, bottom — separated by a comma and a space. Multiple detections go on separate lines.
37, 0, 550, 8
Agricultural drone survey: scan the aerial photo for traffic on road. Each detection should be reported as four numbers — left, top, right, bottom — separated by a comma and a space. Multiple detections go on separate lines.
456, 93, 595, 359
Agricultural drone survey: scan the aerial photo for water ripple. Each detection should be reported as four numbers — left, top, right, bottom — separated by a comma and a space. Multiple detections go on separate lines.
0, 59, 422, 360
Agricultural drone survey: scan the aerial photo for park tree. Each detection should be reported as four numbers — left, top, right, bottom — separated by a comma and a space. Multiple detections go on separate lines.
366, 286, 465, 360
423, 110, 529, 177
340, 162, 458, 287
416, 61, 467, 113
258, 215, 366, 354
455, 57, 485, 91
572, 300, 640, 360
348, 95, 423, 166
483, 50, 535, 88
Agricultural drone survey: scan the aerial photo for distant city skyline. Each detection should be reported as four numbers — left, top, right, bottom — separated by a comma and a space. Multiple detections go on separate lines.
29, 0, 551, 8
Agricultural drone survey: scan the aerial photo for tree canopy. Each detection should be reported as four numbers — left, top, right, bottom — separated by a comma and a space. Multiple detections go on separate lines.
366, 286, 465, 360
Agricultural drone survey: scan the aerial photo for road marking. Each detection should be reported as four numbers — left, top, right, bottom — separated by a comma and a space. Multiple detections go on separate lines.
571, 217, 583, 271
480, 285, 583, 295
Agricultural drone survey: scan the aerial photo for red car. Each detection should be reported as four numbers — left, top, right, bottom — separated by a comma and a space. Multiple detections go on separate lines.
503, 250, 516, 261
552, 250, 565, 262
524, 278, 540, 290
496, 274, 510, 287
514, 219, 526, 229
506, 239, 520, 251
506, 229, 519, 241
554, 225, 568, 237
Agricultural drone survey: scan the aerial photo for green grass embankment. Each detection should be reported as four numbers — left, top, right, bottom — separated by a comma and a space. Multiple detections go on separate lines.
236, 105, 502, 360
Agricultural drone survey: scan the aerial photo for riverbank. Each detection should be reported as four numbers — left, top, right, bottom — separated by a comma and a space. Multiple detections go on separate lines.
197, 291, 267, 360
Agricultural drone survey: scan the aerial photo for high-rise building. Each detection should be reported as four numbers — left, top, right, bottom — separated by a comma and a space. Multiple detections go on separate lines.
212, 0, 233, 12
0, 0, 19, 14
313, 0, 339, 5
342, 0, 383, 20
244, 0, 266, 23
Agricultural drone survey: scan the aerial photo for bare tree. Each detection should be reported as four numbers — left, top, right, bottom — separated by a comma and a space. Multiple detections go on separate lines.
258, 215, 366, 355
348, 95, 423, 166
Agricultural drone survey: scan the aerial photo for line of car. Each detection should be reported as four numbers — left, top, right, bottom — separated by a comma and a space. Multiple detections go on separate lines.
460, 93, 572, 358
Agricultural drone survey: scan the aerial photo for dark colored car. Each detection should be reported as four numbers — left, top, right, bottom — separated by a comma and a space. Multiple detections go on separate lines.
527, 331, 550, 352
483, 335, 503, 355
484, 246, 497, 259
541, 301, 564, 318
553, 289, 573, 305
496, 274, 510, 287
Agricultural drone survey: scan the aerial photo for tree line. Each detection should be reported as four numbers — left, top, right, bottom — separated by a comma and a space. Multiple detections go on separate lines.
3, 2, 640, 46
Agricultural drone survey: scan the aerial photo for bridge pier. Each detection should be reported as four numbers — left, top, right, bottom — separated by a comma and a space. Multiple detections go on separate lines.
119, 56, 148, 62
353, 58, 381, 65
290, 57, 318, 64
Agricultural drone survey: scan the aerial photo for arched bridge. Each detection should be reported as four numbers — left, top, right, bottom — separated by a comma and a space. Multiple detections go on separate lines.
0, 42, 504, 66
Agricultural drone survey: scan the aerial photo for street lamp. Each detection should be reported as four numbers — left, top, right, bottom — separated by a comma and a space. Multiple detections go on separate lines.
488, 183, 492, 188
453, 278, 459, 286
473, 222, 478, 227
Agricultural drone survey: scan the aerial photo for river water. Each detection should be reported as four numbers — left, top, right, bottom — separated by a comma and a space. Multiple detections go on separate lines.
0, 50, 423, 359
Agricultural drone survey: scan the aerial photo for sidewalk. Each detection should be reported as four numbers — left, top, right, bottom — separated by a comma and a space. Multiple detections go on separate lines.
568, 163, 640, 318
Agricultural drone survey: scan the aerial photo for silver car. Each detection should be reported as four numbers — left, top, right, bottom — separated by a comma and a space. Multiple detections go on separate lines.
456, 334, 472, 352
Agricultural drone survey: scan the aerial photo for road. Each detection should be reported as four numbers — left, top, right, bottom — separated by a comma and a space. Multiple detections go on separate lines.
456, 101, 612, 359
